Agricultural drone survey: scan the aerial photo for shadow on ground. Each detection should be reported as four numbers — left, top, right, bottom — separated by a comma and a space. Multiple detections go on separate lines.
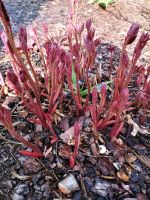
1, 0, 50, 32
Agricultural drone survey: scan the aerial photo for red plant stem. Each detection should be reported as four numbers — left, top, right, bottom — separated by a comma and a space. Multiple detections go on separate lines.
84, 56, 92, 109
70, 121, 81, 168
48, 66, 55, 107
67, 72, 82, 113
20, 94, 47, 128
98, 119, 116, 129
0, 9, 41, 104
113, 79, 119, 101
19, 150, 43, 158
68, 35, 83, 113
117, 44, 126, 84
24, 51, 40, 90
32, 31, 47, 72
123, 57, 138, 88
75, 68, 82, 106
97, 91, 106, 115
9, 128, 42, 154
110, 120, 124, 139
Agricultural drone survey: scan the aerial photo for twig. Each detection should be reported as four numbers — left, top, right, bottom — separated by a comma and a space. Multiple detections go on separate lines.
120, 135, 150, 168
36, 158, 59, 182
79, 174, 89, 199
79, 147, 111, 158
11, 102, 20, 113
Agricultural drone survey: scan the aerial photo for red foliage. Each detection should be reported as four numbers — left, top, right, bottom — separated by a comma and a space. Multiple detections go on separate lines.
0, 0, 149, 165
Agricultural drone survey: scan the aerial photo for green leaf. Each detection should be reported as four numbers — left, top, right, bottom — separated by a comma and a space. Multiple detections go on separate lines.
99, 0, 114, 9
80, 88, 88, 97
72, 64, 77, 86
91, 0, 114, 9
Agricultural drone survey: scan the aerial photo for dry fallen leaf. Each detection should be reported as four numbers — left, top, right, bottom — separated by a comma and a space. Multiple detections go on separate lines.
19, 111, 28, 118
59, 144, 72, 159
1, 85, 8, 95
60, 117, 85, 144
126, 153, 137, 163
127, 115, 140, 136
117, 171, 129, 182
98, 157, 115, 176
60, 126, 75, 144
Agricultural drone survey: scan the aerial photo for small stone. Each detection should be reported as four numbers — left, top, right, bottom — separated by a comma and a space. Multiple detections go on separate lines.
84, 126, 91, 133
34, 185, 41, 191
84, 111, 90, 117
129, 184, 140, 194
132, 164, 142, 172
7, 180, 13, 189
99, 145, 107, 154
58, 174, 79, 194
92, 179, 110, 197
41, 184, 47, 192
131, 172, 139, 183
43, 190, 50, 198
35, 124, 43, 132
14, 184, 29, 196
145, 175, 150, 184
12, 194, 25, 200
32, 174, 43, 184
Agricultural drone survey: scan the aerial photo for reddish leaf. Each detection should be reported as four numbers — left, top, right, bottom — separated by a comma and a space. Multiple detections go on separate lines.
69, 155, 75, 169
51, 136, 58, 144
27, 117, 43, 125
19, 150, 43, 158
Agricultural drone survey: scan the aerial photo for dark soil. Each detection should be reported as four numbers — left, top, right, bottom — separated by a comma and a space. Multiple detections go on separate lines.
0, 0, 150, 200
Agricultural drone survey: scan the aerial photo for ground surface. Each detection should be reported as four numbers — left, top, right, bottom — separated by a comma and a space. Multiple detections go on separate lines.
0, 0, 150, 200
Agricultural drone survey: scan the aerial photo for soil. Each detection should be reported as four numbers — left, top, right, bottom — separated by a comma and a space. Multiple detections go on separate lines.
0, 0, 150, 200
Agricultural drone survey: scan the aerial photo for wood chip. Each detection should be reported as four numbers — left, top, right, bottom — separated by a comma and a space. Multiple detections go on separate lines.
117, 171, 129, 182
126, 154, 137, 163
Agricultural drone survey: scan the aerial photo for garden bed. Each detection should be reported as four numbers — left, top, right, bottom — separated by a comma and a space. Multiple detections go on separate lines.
0, 0, 150, 200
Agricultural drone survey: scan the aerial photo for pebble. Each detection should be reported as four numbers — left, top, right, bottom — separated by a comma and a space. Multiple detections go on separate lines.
41, 184, 47, 192
84, 117, 92, 127
131, 172, 139, 183
145, 175, 150, 184
129, 184, 140, 194
32, 174, 43, 184
58, 174, 79, 194
34, 185, 41, 191
84, 126, 91, 133
7, 180, 13, 189
12, 194, 25, 200
35, 124, 43, 132
92, 179, 110, 197
14, 184, 29, 196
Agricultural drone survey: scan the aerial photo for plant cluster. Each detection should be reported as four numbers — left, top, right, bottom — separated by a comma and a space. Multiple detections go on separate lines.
88, 0, 114, 9
0, 0, 149, 168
